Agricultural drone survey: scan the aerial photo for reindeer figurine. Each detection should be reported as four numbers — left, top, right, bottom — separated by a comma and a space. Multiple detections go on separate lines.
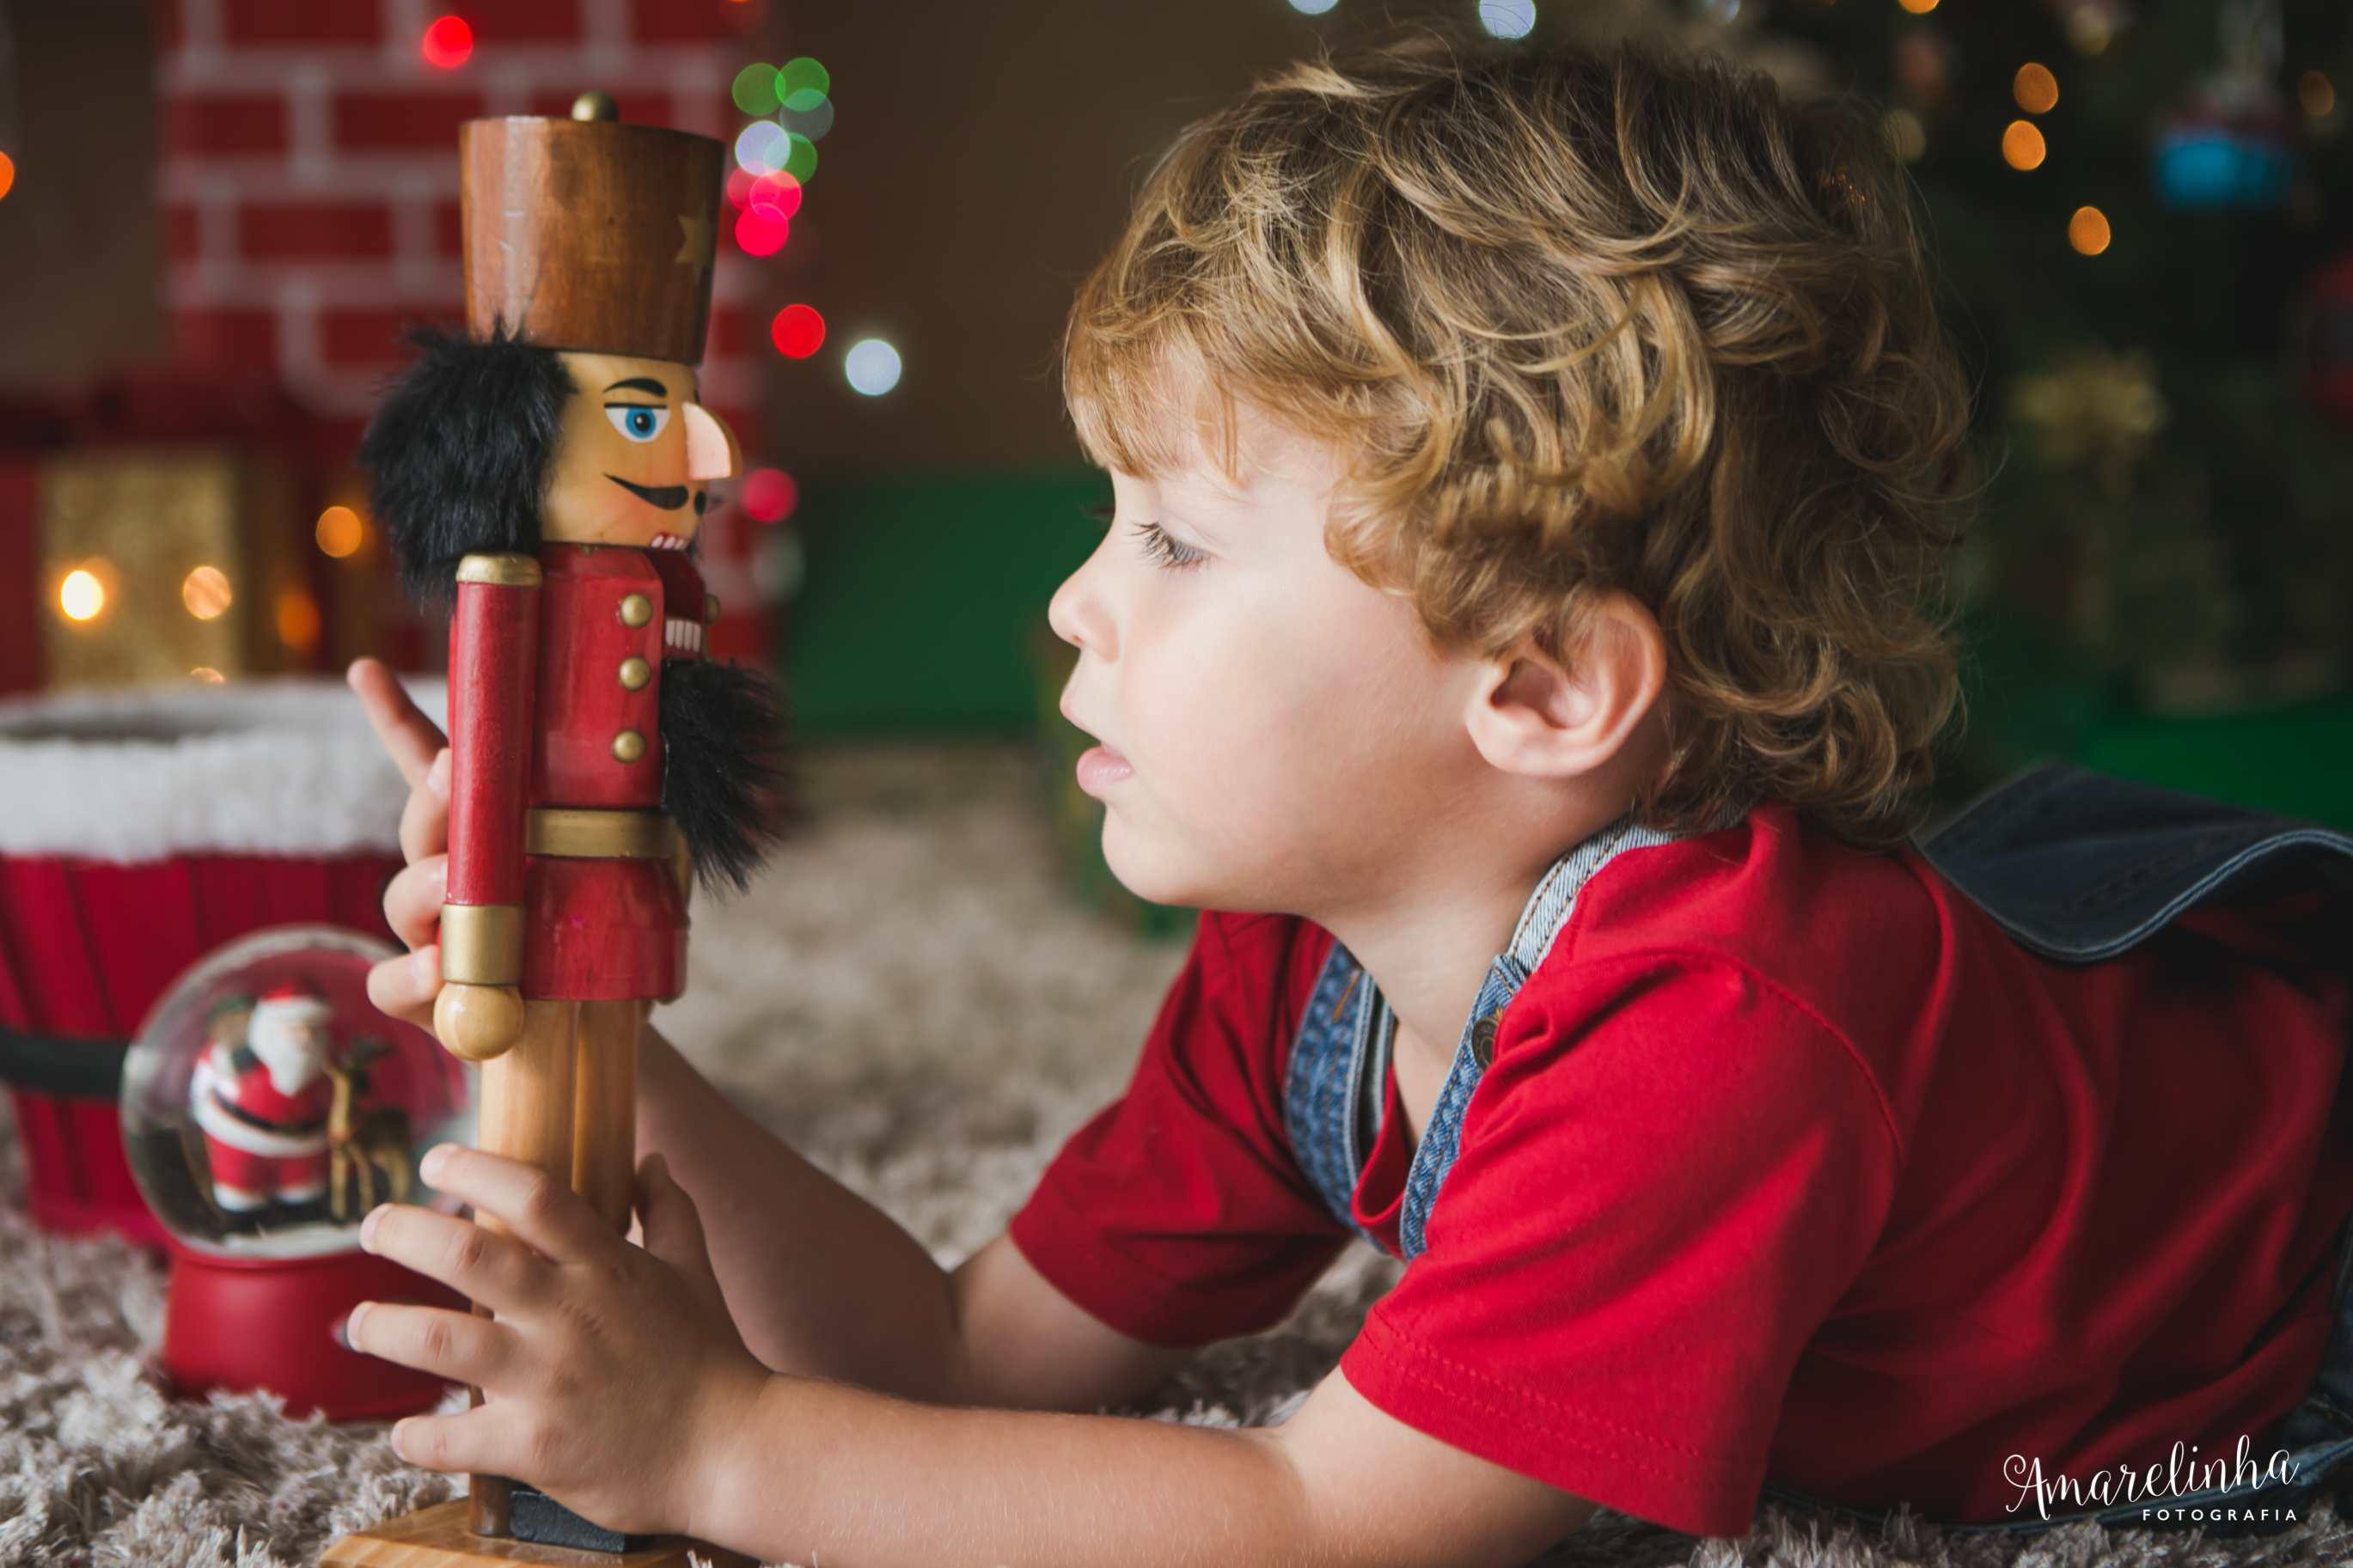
325, 1037, 413, 1223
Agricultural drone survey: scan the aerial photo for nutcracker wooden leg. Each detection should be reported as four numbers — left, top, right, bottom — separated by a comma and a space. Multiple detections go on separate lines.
571, 1001, 639, 1235
468, 998, 578, 1539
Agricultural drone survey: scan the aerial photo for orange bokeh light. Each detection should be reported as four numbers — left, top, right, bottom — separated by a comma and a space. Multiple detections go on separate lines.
316, 504, 365, 558
2013, 64, 2059, 114
2002, 120, 2048, 170
2069, 206, 2111, 255
278, 588, 322, 651
0, 153, 15, 204
182, 564, 233, 620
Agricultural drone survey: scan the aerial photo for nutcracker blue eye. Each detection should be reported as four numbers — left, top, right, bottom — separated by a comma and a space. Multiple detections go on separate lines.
604, 405, 671, 442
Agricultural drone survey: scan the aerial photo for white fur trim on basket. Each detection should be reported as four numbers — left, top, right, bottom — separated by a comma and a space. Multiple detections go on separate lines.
0, 676, 447, 863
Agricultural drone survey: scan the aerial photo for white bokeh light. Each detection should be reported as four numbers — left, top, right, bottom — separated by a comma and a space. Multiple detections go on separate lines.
1478, 0, 1535, 37
733, 121, 789, 174
1288, 0, 1339, 13
845, 339, 902, 396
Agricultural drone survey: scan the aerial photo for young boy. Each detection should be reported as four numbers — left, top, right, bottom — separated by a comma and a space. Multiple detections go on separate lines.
344, 34, 2353, 1565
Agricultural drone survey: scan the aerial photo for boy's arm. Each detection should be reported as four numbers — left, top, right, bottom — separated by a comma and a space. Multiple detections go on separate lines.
352, 1144, 1600, 1568
349, 658, 1193, 1416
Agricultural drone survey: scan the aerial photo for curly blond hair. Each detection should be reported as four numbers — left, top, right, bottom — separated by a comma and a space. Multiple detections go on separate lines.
1062, 33, 1971, 847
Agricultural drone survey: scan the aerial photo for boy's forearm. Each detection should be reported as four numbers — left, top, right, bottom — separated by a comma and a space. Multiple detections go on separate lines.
694, 1376, 1311, 1568
634, 1026, 968, 1400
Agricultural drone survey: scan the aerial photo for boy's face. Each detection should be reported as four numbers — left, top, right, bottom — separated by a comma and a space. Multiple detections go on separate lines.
542, 352, 741, 549
1049, 408, 1488, 915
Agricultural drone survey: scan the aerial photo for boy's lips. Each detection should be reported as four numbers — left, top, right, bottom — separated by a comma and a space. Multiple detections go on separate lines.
1075, 745, 1134, 798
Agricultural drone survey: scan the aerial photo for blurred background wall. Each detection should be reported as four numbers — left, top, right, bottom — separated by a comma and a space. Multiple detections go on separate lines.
1, 0, 2349, 839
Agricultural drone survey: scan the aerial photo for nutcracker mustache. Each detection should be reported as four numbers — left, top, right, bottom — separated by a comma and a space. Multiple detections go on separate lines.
605, 474, 692, 511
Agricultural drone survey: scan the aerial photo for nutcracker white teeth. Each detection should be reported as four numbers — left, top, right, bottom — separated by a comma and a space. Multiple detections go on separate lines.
649, 532, 690, 551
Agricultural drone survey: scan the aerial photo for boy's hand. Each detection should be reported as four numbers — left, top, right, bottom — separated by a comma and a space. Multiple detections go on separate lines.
347, 1145, 771, 1537
347, 658, 455, 1031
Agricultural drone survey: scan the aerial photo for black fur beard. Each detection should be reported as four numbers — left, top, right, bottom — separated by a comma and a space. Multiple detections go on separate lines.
659, 658, 789, 894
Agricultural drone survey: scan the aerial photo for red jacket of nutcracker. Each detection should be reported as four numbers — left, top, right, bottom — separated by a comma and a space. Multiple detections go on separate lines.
438, 541, 712, 1001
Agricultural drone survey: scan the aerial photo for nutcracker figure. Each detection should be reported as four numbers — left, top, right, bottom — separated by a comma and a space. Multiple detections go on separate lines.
338, 98, 778, 1564
188, 979, 337, 1213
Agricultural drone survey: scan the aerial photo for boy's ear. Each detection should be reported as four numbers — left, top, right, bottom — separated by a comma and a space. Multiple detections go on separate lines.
1464, 593, 1666, 781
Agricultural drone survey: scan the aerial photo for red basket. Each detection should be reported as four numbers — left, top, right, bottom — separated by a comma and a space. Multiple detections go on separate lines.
0, 678, 432, 1242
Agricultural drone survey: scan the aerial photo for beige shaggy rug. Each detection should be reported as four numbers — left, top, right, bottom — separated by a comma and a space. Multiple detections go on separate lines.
3, 741, 2350, 1567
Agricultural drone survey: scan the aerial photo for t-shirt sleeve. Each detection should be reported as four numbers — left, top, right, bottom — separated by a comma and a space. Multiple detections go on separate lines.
1340, 953, 1902, 1540
1007, 912, 1353, 1348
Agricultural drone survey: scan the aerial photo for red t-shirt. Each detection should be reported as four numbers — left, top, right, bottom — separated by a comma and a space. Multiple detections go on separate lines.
1007, 803, 2353, 1538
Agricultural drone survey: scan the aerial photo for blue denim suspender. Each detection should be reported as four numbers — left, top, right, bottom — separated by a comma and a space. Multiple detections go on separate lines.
1280, 815, 1678, 1262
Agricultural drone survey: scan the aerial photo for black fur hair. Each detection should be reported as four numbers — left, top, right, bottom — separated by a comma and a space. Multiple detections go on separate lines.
358, 325, 572, 602
659, 657, 789, 894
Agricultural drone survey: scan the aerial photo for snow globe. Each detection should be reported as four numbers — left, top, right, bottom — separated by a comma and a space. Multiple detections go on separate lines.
122, 924, 476, 1421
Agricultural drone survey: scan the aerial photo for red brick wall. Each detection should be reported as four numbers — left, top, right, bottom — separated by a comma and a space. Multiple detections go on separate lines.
154, 0, 773, 660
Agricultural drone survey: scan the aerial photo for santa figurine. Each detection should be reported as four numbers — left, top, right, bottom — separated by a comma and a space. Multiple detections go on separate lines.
188, 979, 339, 1213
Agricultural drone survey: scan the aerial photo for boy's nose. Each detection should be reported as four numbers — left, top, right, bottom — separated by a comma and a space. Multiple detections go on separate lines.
1047, 544, 1116, 661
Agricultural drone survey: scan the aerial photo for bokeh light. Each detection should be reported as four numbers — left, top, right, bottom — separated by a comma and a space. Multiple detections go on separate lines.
1289, 0, 1339, 11
421, 15, 472, 70
278, 589, 322, 652
1885, 109, 1927, 163
191, 667, 224, 685
2068, 206, 2111, 255
182, 565, 233, 620
749, 171, 803, 220
1897, 0, 1938, 11
780, 133, 818, 184
2013, 64, 2058, 114
779, 58, 830, 104
732, 62, 780, 116
779, 97, 834, 141
0, 153, 14, 204
58, 569, 104, 622
2001, 120, 2047, 170
315, 505, 364, 558
845, 339, 902, 396
734, 121, 789, 174
2301, 71, 2337, 119
772, 304, 825, 358
1477, 0, 1535, 38
735, 207, 790, 256
742, 468, 799, 523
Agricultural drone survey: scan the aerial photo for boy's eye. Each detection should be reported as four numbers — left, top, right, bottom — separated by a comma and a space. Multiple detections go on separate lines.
1133, 518, 1206, 569
604, 405, 671, 442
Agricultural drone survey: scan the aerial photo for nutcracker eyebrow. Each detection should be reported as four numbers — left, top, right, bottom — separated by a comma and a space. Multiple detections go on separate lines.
604, 377, 669, 398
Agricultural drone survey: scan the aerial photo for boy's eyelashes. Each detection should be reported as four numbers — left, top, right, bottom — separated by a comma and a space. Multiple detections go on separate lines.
1132, 518, 1207, 569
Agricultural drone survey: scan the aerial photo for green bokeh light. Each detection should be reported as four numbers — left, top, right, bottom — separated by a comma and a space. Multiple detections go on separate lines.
778, 57, 830, 102
782, 87, 828, 113
731, 62, 779, 116
781, 132, 818, 183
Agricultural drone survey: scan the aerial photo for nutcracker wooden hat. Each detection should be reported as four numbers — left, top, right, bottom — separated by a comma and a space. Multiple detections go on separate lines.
459, 107, 725, 364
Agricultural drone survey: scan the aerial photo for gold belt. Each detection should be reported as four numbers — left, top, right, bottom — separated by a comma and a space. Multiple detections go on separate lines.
525, 808, 677, 859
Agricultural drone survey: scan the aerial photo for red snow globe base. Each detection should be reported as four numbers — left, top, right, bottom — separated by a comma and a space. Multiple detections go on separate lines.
122, 925, 476, 1421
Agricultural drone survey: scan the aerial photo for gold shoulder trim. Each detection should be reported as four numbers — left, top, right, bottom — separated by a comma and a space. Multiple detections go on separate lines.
455, 552, 543, 588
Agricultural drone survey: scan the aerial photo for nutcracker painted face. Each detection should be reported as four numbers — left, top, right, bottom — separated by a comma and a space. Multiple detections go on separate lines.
541, 352, 742, 551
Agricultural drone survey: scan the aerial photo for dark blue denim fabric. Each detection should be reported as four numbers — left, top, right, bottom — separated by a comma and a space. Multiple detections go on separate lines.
1279, 766, 2353, 1536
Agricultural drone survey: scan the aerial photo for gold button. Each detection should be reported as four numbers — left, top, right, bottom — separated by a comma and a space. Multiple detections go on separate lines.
619, 593, 653, 628
703, 592, 721, 625
618, 656, 651, 691
612, 729, 645, 763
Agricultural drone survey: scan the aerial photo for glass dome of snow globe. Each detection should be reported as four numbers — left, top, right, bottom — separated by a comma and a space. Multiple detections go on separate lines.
121, 924, 477, 1421
123, 924, 474, 1257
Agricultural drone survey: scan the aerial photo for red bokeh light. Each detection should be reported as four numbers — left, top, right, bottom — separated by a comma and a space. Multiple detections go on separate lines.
726, 167, 758, 210
421, 15, 473, 69
749, 172, 803, 221
771, 304, 825, 359
742, 469, 799, 523
735, 208, 790, 257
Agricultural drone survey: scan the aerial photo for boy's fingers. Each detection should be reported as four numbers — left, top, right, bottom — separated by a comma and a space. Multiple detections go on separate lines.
365, 946, 440, 1033
388, 1405, 528, 1478
411, 1145, 613, 1267
397, 750, 453, 866
384, 857, 449, 951
358, 1199, 548, 1315
346, 1299, 510, 1388
348, 658, 449, 789
637, 1154, 720, 1301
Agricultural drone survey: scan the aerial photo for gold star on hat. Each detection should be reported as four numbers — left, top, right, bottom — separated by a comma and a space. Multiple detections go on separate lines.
676, 204, 715, 284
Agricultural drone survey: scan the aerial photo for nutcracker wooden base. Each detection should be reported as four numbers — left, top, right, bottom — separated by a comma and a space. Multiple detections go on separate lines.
319, 1499, 752, 1568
